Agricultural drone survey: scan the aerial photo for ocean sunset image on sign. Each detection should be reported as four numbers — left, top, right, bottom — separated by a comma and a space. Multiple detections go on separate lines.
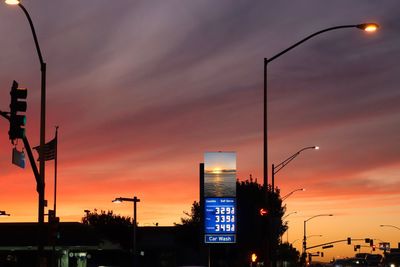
204, 152, 236, 198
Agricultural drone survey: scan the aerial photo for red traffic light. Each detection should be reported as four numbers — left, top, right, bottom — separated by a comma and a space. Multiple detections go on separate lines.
259, 208, 268, 216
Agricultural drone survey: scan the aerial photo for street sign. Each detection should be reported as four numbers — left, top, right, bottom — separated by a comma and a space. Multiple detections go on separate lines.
12, 147, 25, 168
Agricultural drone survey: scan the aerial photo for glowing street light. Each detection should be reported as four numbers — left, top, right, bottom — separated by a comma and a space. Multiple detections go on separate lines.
113, 196, 141, 266
357, 23, 379, 32
263, 23, 379, 189
5, 0, 19, 5
272, 146, 319, 191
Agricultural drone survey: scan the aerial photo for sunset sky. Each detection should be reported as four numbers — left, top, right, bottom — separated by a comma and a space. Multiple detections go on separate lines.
0, 0, 399, 259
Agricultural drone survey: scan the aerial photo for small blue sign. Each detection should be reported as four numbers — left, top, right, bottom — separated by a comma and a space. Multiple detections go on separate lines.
205, 234, 236, 243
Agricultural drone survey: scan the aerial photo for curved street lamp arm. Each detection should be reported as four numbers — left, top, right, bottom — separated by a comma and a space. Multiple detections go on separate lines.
380, 224, 400, 230
305, 214, 333, 223
282, 189, 304, 200
113, 197, 141, 203
266, 25, 359, 64
274, 146, 317, 175
18, 3, 45, 67
283, 211, 297, 220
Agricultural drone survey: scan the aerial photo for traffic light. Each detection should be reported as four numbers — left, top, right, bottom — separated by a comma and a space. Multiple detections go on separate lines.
9, 80, 27, 142
259, 208, 268, 216
251, 253, 257, 263
370, 239, 374, 246
48, 209, 55, 223
347, 237, 351, 244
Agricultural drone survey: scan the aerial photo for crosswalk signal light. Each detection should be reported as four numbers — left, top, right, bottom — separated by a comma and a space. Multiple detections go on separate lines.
9, 80, 27, 142
251, 253, 257, 263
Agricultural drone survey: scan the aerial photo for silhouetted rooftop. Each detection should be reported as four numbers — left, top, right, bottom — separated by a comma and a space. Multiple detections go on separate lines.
0, 222, 100, 249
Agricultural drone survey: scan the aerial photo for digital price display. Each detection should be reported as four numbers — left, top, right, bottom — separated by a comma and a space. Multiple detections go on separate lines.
204, 197, 236, 243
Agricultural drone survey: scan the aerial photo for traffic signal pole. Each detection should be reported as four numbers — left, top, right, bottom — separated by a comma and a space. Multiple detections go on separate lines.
306, 239, 348, 250
305, 238, 372, 250
1, 103, 45, 266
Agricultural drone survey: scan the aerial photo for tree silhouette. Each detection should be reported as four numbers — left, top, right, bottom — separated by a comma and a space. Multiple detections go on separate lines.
82, 209, 132, 226
176, 201, 201, 226
236, 177, 287, 265
81, 209, 133, 249
178, 177, 290, 266
277, 242, 300, 266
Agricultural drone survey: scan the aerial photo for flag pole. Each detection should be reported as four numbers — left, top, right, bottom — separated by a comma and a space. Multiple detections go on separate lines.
52, 126, 58, 267
53, 126, 58, 216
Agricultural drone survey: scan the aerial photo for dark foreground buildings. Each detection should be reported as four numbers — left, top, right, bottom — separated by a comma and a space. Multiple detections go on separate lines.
0, 222, 208, 267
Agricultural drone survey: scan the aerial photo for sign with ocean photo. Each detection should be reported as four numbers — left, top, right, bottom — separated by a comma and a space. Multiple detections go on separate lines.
203, 152, 237, 244
204, 152, 236, 197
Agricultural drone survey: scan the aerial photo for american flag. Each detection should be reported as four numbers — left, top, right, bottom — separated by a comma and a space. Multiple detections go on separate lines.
33, 136, 57, 161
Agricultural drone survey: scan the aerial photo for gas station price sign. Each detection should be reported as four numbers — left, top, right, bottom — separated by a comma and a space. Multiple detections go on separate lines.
204, 197, 236, 243
203, 152, 237, 244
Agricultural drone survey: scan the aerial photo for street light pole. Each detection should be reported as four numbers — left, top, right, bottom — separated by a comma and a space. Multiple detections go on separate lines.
263, 23, 379, 189
133, 196, 139, 264
272, 146, 318, 191
113, 196, 141, 267
282, 211, 297, 243
5, 1, 47, 265
303, 214, 333, 254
